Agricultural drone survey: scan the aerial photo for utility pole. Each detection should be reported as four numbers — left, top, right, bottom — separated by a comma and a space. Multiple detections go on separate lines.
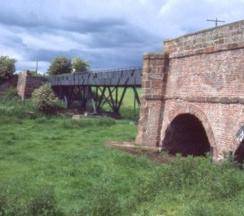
35, 58, 39, 74
207, 18, 225, 27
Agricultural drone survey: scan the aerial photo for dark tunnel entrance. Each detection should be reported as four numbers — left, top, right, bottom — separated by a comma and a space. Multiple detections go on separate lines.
235, 141, 244, 164
162, 114, 211, 156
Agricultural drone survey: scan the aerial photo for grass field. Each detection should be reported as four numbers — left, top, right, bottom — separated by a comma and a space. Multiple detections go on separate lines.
0, 96, 244, 215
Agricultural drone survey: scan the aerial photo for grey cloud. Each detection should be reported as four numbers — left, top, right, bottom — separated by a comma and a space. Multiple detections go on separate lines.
65, 17, 126, 33
0, 15, 157, 72
1, 0, 243, 73
0, 9, 127, 34
26, 45, 146, 70
88, 25, 160, 48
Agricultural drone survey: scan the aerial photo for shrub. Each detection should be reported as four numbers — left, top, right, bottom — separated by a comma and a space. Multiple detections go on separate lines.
48, 56, 72, 75
0, 56, 16, 83
72, 57, 89, 73
32, 84, 63, 114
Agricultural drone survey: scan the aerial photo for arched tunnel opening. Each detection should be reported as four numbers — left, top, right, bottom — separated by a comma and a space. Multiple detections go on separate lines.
235, 141, 244, 164
162, 114, 211, 156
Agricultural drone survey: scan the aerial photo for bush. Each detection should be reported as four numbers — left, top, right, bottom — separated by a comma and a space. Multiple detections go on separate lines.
0, 56, 16, 83
71, 57, 89, 73
48, 56, 72, 75
32, 84, 64, 114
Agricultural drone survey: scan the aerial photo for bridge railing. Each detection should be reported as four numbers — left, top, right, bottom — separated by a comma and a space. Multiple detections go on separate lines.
49, 67, 142, 87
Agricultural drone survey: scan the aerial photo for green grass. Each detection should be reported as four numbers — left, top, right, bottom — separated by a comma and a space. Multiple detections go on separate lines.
0, 97, 244, 215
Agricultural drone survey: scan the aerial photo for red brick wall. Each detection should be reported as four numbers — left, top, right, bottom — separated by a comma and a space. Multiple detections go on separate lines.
164, 20, 244, 58
135, 54, 168, 148
165, 42, 244, 101
136, 20, 244, 161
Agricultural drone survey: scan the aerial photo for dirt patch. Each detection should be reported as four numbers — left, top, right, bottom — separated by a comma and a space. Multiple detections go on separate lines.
106, 141, 175, 164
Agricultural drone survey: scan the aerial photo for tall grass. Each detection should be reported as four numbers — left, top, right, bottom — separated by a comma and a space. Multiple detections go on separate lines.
0, 93, 244, 215
0, 96, 36, 119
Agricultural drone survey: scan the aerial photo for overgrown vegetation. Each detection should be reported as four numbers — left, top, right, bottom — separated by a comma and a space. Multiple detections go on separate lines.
32, 84, 64, 114
0, 92, 36, 119
0, 56, 16, 83
0, 94, 244, 215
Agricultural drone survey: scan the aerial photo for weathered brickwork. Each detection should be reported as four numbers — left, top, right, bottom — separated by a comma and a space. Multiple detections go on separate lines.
136, 20, 244, 161
135, 54, 168, 148
17, 71, 47, 100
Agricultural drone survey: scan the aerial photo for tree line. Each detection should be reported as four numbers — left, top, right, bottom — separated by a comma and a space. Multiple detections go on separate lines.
0, 56, 90, 83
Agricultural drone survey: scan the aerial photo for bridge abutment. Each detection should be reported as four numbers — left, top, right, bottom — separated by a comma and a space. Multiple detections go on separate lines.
135, 53, 168, 148
136, 20, 244, 161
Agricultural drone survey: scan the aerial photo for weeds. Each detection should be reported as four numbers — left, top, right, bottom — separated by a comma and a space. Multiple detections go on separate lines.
0, 186, 62, 216
27, 187, 62, 216
0, 97, 244, 215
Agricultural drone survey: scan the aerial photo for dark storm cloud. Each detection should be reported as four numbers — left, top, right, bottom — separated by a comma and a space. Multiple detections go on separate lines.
0, 8, 126, 34
0, 5, 160, 71
0, 0, 243, 73
7, 11, 161, 69
65, 17, 126, 33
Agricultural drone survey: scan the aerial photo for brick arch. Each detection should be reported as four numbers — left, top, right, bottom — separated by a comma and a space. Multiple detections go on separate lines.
232, 116, 244, 163
160, 103, 216, 152
233, 116, 244, 151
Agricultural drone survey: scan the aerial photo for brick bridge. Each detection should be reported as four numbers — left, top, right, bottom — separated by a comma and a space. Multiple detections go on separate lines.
136, 20, 244, 162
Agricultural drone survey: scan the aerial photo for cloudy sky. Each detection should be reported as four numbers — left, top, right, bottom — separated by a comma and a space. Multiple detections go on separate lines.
0, 0, 244, 73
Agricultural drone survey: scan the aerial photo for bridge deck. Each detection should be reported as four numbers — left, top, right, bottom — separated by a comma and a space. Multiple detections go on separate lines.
49, 68, 142, 87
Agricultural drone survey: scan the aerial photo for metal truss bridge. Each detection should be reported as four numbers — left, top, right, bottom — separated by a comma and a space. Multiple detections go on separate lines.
49, 67, 142, 114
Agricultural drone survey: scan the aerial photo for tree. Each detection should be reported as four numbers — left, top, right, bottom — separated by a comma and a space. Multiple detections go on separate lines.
72, 57, 89, 73
48, 57, 72, 75
0, 56, 16, 82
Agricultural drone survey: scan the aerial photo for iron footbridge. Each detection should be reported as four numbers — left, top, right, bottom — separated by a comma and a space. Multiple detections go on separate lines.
49, 67, 142, 114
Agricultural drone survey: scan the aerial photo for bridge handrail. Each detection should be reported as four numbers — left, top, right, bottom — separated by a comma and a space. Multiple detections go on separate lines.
49, 67, 142, 87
